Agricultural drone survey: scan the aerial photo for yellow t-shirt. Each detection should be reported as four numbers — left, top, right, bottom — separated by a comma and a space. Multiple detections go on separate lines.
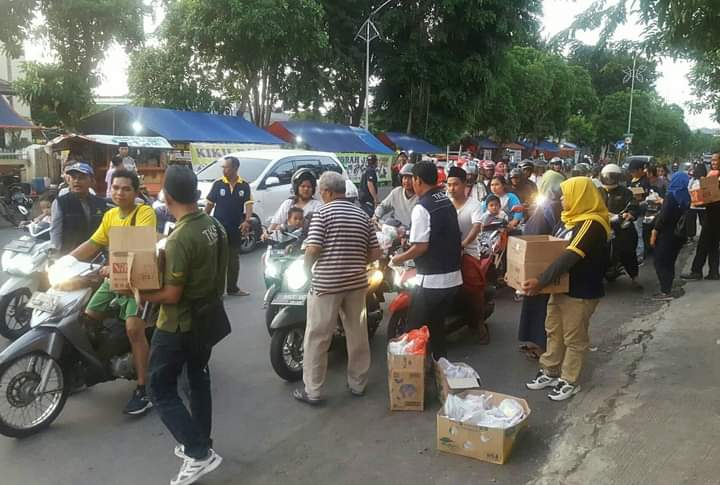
91, 204, 157, 247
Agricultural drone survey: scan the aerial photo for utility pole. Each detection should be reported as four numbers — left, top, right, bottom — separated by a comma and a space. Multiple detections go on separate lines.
622, 53, 646, 156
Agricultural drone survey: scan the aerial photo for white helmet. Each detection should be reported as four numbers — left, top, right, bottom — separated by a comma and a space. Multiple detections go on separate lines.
600, 163, 623, 189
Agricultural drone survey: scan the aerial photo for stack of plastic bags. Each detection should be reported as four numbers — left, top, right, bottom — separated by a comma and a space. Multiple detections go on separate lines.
443, 393, 526, 429
388, 326, 430, 355
436, 358, 480, 380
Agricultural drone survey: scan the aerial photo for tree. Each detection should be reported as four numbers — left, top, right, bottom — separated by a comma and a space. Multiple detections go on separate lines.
593, 90, 654, 153
163, 0, 329, 127
2, 0, 147, 128
372, 0, 542, 144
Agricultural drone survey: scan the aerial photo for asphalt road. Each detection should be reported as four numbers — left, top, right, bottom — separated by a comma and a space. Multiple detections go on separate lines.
0, 220, 671, 485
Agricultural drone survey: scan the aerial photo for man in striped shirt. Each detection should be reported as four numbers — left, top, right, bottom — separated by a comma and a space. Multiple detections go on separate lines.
293, 172, 382, 405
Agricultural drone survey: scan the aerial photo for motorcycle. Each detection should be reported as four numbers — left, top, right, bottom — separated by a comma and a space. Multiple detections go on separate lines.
385, 256, 496, 343
641, 192, 662, 255
0, 254, 158, 438
262, 228, 305, 333
0, 184, 32, 226
0, 221, 53, 340
266, 255, 385, 382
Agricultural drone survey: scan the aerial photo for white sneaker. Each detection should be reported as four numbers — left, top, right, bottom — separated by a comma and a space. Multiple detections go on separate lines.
174, 444, 188, 460
548, 379, 581, 401
171, 449, 223, 485
526, 369, 559, 390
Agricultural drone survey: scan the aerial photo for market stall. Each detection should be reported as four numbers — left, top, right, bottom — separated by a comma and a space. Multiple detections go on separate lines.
46, 134, 173, 196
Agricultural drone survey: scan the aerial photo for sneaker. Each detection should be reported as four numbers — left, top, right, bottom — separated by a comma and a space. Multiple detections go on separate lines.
171, 449, 223, 485
292, 388, 323, 405
548, 379, 580, 401
227, 288, 250, 296
174, 444, 188, 460
526, 369, 559, 390
652, 292, 673, 302
347, 384, 365, 397
681, 272, 703, 280
123, 387, 153, 416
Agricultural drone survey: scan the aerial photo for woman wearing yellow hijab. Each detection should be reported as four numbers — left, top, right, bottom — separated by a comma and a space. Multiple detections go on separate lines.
522, 177, 609, 401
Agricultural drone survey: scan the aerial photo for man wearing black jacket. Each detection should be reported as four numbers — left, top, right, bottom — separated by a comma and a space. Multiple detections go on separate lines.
392, 162, 462, 359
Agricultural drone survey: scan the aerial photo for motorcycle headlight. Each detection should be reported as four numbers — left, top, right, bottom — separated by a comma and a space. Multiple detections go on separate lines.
2, 251, 34, 274
265, 262, 280, 279
368, 269, 383, 286
285, 259, 308, 290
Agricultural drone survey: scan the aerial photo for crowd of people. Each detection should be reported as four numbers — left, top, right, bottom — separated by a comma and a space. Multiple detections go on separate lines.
30, 147, 720, 484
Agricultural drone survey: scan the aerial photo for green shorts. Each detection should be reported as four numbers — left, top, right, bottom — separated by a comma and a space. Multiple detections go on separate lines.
87, 279, 139, 321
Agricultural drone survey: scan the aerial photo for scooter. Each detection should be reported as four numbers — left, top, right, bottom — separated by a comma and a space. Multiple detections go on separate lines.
0, 221, 53, 340
385, 256, 496, 343
267, 255, 385, 382
262, 228, 305, 333
0, 254, 158, 438
0, 184, 32, 226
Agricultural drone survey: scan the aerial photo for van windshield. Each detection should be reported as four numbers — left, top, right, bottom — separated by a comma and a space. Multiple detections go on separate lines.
196, 157, 270, 183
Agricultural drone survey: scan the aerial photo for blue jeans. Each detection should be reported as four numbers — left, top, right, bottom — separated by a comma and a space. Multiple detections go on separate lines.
149, 328, 213, 459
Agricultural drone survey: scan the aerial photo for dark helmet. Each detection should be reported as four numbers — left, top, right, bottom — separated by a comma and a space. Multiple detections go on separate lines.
509, 168, 523, 179
291, 168, 317, 195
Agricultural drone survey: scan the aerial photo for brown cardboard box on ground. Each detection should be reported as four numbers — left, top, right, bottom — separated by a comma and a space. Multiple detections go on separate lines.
387, 341, 425, 411
436, 390, 531, 464
506, 235, 569, 294
434, 360, 482, 404
109, 226, 161, 291
690, 176, 720, 206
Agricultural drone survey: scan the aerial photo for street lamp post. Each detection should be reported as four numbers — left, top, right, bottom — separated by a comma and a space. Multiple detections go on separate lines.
622, 54, 646, 156
355, 0, 395, 129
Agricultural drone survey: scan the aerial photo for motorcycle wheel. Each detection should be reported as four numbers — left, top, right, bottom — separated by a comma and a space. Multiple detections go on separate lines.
270, 327, 304, 382
0, 288, 32, 340
386, 309, 408, 344
265, 305, 278, 336
239, 231, 258, 254
0, 352, 68, 438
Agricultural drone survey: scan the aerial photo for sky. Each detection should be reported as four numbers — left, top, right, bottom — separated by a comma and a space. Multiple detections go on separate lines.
22, 0, 719, 130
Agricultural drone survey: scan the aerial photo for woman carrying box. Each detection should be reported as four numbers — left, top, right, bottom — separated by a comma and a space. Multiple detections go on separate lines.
520, 177, 610, 401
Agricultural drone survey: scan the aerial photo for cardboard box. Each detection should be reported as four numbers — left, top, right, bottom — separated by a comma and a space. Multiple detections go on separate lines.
690, 176, 720, 206
109, 226, 161, 291
434, 360, 482, 404
387, 343, 425, 411
506, 235, 569, 294
630, 186, 646, 197
436, 391, 531, 464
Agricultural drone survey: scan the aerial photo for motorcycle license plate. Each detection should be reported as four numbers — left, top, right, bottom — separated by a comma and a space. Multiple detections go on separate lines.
272, 293, 306, 306
27, 292, 57, 313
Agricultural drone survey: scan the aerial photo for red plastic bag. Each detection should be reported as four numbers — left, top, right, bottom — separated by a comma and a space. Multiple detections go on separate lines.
402, 325, 430, 355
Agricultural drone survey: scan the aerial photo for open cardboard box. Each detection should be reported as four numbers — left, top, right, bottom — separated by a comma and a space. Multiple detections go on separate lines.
506, 235, 569, 294
434, 360, 482, 404
437, 390, 531, 464
109, 226, 161, 292
690, 176, 720, 206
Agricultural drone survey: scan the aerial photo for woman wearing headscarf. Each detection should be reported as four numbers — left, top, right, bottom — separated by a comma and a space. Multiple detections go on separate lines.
517, 181, 564, 359
652, 172, 691, 300
521, 177, 610, 401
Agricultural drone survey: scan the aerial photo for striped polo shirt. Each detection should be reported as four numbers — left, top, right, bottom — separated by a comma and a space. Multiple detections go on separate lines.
305, 199, 379, 295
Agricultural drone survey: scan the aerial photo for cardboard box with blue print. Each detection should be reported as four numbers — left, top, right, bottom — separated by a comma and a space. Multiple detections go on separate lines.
436, 390, 531, 464
108, 226, 161, 291
387, 344, 425, 411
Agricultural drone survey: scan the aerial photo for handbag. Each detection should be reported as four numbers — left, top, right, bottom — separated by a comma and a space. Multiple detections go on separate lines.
190, 219, 231, 351
674, 212, 688, 240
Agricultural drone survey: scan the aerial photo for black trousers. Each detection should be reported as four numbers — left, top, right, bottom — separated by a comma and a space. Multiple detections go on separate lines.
614, 228, 640, 278
686, 209, 706, 239
226, 240, 240, 292
691, 205, 720, 276
149, 329, 213, 460
654, 233, 683, 294
407, 286, 460, 359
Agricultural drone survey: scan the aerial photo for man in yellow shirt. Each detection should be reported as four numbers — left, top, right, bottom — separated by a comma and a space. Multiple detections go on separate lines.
71, 169, 157, 416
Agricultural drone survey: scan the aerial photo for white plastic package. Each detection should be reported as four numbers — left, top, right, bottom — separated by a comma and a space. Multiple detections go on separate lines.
437, 358, 480, 380
443, 393, 526, 429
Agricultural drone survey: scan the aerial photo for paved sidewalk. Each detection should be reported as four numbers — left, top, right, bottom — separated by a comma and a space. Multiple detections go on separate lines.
532, 255, 720, 485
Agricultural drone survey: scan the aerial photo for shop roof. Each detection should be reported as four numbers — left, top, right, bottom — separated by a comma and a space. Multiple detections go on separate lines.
267, 121, 392, 154
0, 95, 34, 129
80, 106, 285, 144
378, 132, 441, 154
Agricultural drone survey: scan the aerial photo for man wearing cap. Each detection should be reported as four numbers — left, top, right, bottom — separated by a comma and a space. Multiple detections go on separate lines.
142, 166, 227, 485
374, 163, 417, 227
117, 142, 137, 173
71, 169, 157, 416
51, 162, 109, 255
392, 151, 409, 187
359, 154, 380, 217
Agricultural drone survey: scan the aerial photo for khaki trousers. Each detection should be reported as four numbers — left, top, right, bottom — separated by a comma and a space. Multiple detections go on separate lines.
303, 287, 370, 399
539, 293, 599, 384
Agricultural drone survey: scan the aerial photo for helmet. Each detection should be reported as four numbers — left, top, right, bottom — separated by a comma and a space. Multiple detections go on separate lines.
291, 168, 317, 195
482, 160, 496, 171
571, 162, 590, 177
399, 163, 415, 177
519, 160, 534, 171
549, 157, 563, 167
600, 163, 623, 188
464, 160, 479, 175
509, 168, 523, 179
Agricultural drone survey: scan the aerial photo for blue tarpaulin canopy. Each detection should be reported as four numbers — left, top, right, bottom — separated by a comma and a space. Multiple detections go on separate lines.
275, 121, 392, 153
0, 96, 34, 129
535, 140, 561, 153
381, 132, 440, 154
475, 137, 499, 149
80, 106, 284, 144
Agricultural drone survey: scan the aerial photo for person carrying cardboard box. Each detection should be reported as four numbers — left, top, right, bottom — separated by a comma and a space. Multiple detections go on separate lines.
71, 169, 157, 416
521, 177, 610, 401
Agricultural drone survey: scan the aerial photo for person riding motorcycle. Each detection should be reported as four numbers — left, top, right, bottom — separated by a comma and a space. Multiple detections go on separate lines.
374, 163, 417, 227
549, 157, 566, 179
509, 165, 538, 204
464, 160, 489, 202
571, 162, 591, 178
267, 169, 323, 233
600, 164, 642, 288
